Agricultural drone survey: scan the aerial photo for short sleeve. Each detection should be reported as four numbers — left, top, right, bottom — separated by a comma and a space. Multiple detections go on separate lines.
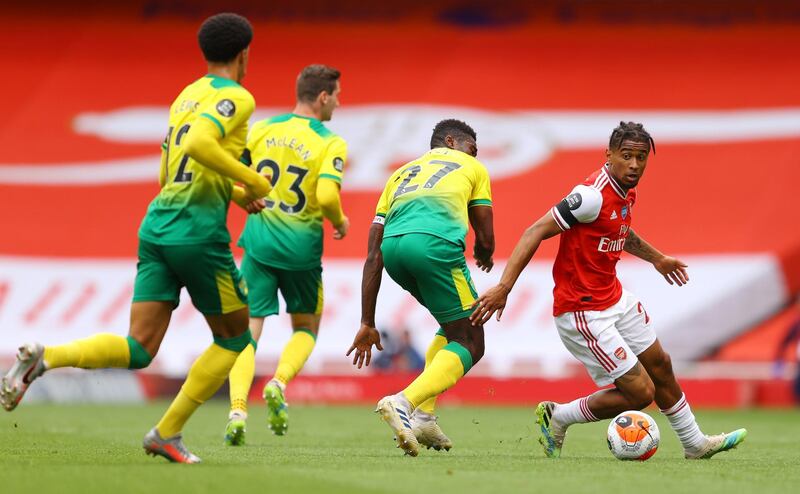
468, 161, 492, 208
319, 136, 347, 185
373, 178, 394, 224
197, 87, 255, 138
551, 184, 603, 231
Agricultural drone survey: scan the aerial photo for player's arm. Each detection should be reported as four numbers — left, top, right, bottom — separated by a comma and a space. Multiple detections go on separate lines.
183, 118, 271, 199
318, 138, 349, 239
471, 184, 602, 325
624, 229, 689, 286
317, 179, 349, 239
346, 221, 385, 368
469, 205, 495, 272
470, 212, 562, 325
468, 163, 495, 272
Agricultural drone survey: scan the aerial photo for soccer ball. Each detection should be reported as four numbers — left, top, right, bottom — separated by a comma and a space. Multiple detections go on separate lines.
606, 410, 660, 461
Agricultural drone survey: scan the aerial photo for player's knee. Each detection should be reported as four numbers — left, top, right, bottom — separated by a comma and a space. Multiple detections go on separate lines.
631, 381, 656, 409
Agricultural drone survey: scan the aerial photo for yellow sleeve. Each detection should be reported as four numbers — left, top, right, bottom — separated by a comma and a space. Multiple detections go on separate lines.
317, 179, 345, 227
318, 136, 347, 185
197, 87, 255, 139
159, 129, 169, 187
184, 118, 271, 196
468, 161, 492, 208
374, 177, 394, 223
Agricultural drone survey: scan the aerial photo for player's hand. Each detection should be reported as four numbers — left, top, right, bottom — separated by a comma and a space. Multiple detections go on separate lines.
654, 256, 689, 286
476, 256, 494, 272
470, 283, 511, 326
333, 216, 350, 240
243, 199, 266, 214
346, 324, 383, 369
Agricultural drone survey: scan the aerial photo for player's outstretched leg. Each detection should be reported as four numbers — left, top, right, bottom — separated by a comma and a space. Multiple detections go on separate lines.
1, 332, 155, 412
143, 427, 201, 464
0, 343, 45, 411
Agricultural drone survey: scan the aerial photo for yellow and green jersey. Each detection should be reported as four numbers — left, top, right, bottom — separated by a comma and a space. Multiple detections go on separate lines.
375, 147, 492, 249
238, 114, 347, 270
138, 74, 255, 245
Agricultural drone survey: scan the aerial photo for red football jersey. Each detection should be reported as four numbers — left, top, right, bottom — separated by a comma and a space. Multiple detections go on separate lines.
550, 164, 637, 316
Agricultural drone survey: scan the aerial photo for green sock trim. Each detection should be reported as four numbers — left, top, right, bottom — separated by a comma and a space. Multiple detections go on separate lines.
126, 336, 153, 369
250, 338, 258, 352
443, 341, 473, 373
294, 327, 317, 341
435, 327, 447, 338
214, 329, 252, 352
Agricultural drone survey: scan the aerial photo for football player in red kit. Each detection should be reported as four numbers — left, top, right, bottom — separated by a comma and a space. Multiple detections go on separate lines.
471, 122, 746, 460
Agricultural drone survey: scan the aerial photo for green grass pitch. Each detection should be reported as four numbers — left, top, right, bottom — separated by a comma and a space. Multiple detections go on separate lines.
1, 402, 798, 494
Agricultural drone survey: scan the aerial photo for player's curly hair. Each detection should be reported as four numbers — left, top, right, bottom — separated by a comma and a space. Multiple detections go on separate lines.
296, 65, 341, 103
197, 13, 253, 63
430, 119, 477, 149
609, 121, 656, 154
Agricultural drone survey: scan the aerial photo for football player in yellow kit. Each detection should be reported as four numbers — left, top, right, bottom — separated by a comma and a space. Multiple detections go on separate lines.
348, 119, 495, 456
224, 65, 349, 444
0, 13, 271, 464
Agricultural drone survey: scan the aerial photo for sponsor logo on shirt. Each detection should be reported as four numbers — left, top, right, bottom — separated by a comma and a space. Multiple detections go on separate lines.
598, 236, 626, 252
610, 210, 618, 220
216, 99, 236, 118
333, 157, 344, 172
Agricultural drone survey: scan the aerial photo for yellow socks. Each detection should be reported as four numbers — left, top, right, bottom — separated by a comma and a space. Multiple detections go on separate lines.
273, 329, 316, 385
157, 330, 251, 438
402, 341, 473, 409
417, 330, 448, 414
42, 333, 143, 370
229, 341, 257, 414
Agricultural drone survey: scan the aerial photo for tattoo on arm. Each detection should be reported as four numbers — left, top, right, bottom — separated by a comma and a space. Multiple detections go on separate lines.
624, 229, 663, 263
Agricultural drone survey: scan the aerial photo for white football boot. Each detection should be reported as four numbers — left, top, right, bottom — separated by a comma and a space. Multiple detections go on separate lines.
412, 411, 453, 451
1, 343, 46, 411
375, 394, 420, 457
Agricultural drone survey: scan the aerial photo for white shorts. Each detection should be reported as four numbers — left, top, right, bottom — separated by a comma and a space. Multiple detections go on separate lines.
554, 289, 657, 386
